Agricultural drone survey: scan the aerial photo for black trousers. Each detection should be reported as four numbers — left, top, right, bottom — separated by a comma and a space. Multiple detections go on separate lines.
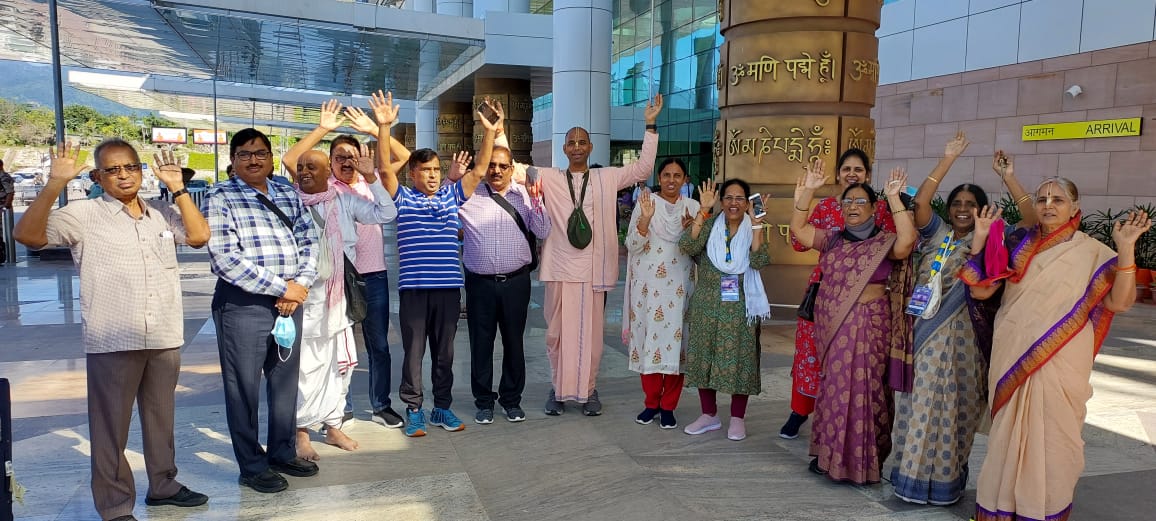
398, 288, 460, 410
211, 280, 302, 477
465, 270, 530, 410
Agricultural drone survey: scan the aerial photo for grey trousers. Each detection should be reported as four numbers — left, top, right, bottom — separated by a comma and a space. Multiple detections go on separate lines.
87, 347, 184, 521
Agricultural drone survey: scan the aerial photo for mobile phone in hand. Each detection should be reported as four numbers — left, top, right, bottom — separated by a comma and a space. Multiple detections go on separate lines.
477, 102, 499, 124
749, 193, 766, 219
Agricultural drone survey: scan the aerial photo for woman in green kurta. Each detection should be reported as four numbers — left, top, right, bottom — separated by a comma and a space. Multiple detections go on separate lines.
679, 178, 771, 441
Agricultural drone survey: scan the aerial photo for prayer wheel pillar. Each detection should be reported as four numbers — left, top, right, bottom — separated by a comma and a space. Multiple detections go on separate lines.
473, 77, 534, 164
437, 100, 473, 173
715, 0, 882, 305
392, 123, 417, 151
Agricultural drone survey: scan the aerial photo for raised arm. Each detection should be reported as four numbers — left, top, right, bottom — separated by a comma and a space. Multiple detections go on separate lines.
12, 142, 87, 249
461, 98, 500, 197
152, 149, 209, 247
915, 131, 969, 228
790, 159, 829, 249
687, 178, 718, 242
614, 94, 664, 190
283, 99, 344, 180
993, 150, 1038, 229
885, 168, 918, 259
345, 105, 411, 171
368, 90, 402, 198
1103, 211, 1152, 312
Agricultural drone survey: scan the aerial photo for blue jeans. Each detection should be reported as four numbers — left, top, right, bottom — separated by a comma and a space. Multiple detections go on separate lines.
360, 270, 393, 412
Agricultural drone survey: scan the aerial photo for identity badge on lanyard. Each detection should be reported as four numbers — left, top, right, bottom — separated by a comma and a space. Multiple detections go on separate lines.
906, 231, 957, 317
720, 274, 741, 302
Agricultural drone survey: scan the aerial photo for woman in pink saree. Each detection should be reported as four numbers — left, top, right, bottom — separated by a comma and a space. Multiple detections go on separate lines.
790, 160, 918, 484
963, 177, 1151, 521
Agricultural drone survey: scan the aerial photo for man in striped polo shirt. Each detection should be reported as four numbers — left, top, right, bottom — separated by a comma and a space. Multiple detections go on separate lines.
369, 91, 500, 437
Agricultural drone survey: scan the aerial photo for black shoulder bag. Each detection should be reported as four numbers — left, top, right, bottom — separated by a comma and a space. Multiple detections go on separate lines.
256, 194, 368, 322
797, 274, 821, 322
564, 169, 592, 249
485, 185, 538, 272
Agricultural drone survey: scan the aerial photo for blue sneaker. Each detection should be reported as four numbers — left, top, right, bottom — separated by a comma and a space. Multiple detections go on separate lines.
404, 408, 427, 437
429, 407, 466, 432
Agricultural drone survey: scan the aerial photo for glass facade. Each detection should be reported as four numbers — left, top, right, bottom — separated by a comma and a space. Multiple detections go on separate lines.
611, 0, 720, 185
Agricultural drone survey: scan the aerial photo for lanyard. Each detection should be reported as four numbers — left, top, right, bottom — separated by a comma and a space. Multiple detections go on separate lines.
724, 225, 733, 263
928, 232, 959, 278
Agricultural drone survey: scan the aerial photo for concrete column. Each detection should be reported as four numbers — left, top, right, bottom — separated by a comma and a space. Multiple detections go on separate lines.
552, 0, 612, 168
436, 0, 474, 18
416, 103, 437, 150
473, 0, 530, 18
413, 0, 439, 150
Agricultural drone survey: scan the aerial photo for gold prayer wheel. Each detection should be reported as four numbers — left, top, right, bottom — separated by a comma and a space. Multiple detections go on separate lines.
716, 0, 883, 305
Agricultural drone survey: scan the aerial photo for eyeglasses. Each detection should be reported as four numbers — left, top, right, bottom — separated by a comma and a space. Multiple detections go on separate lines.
841, 198, 870, 207
234, 150, 271, 161
721, 195, 747, 203
94, 163, 143, 177
488, 162, 512, 171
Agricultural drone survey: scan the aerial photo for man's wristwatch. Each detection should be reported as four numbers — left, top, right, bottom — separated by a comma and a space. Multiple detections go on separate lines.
171, 188, 189, 200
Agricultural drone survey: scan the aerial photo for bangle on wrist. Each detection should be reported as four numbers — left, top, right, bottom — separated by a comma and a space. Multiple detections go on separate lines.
1015, 193, 1032, 205
698, 209, 711, 219
1115, 263, 1137, 271
794, 204, 809, 212
927, 176, 940, 184
891, 208, 911, 214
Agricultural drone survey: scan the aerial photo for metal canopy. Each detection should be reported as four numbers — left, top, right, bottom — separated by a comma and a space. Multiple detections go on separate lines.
0, 0, 504, 130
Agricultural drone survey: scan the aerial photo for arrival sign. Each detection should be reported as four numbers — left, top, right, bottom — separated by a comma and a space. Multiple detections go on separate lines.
1022, 118, 1141, 141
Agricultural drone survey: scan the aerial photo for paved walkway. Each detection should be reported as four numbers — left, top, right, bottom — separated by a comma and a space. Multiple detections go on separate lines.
3, 250, 1155, 520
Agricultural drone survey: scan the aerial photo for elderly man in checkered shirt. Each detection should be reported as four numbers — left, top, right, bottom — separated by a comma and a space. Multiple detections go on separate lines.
14, 139, 210, 521
203, 128, 320, 494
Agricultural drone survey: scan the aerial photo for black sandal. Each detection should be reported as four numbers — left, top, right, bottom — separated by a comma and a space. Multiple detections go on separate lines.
808, 457, 828, 476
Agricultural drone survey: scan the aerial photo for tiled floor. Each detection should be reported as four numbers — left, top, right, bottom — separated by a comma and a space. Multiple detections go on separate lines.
3, 250, 1156, 521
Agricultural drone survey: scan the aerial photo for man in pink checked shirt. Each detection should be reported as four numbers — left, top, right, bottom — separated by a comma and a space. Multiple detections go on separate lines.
458, 136, 550, 425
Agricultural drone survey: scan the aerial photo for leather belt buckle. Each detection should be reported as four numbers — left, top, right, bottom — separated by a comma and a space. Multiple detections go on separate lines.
495, 274, 508, 282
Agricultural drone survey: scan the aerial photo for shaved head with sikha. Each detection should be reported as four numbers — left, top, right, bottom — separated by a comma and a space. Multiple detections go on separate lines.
563, 126, 593, 171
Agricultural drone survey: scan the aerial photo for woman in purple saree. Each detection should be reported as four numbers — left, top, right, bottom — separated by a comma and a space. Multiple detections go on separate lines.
790, 160, 918, 484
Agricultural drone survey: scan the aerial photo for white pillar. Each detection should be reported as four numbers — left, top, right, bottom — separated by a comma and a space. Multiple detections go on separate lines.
436, 0, 473, 18
473, 0, 530, 18
413, 0, 439, 150
552, 0, 612, 168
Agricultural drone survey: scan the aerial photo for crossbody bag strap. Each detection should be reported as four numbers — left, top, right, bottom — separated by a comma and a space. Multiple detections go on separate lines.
485, 185, 538, 267
255, 192, 294, 230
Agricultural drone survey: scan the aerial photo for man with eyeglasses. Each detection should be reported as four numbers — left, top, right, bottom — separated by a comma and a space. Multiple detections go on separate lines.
535, 95, 663, 417
13, 139, 210, 521
204, 128, 320, 493
283, 98, 412, 430
458, 126, 550, 425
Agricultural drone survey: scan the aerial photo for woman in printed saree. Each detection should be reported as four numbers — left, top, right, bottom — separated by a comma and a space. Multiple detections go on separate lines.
963, 177, 1150, 521
890, 139, 1039, 505
790, 160, 917, 484
779, 147, 897, 440
680, 178, 771, 442
623, 158, 700, 429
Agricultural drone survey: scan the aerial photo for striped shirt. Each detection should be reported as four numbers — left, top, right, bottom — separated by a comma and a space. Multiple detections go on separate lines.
43, 195, 189, 354
204, 177, 319, 297
393, 183, 467, 290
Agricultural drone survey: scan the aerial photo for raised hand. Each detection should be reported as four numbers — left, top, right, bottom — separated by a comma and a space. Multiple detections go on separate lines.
644, 93, 664, 125
447, 150, 472, 182
368, 90, 399, 127
885, 167, 908, 197
945, 130, 970, 158
343, 106, 378, 135
638, 188, 655, 219
993, 150, 1014, 178
681, 208, 694, 229
48, 141, 86, 182
477, 97, 505, 131
1113, 211, 1153, 248
698, 178, 718, 211
319, 99, 345, 131
353, 142, 376, 178
151, 149, 184, 189
971, 205, 1003, 245
802, 158, 828, 190
527, 179, 543, 200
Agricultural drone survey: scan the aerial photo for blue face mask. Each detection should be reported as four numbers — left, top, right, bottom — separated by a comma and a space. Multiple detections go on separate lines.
272, 316, 296, 360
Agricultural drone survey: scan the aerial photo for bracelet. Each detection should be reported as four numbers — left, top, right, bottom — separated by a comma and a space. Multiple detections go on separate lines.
1116, 268, 1137, 274
171, 188, 189, 200
645, 124, 658, 131
699, 209, 711, 219
1015, 193, 1032, 205
927, 176, 940, 184
794, 205, 809, 212
891, 208, 912, 215
1115, 263, 1137, 271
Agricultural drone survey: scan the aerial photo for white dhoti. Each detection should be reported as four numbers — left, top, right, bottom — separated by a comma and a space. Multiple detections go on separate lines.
297, 326, 357, 429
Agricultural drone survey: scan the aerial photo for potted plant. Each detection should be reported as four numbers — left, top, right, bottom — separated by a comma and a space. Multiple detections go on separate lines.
1132, 203, 1156, 303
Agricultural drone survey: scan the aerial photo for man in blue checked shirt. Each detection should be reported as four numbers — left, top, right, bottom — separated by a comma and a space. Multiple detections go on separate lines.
204, 128, 320, 494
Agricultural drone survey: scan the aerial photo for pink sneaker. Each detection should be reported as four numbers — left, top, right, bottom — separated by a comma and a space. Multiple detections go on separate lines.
728, 417, 746, 441
683, 414, 721, 435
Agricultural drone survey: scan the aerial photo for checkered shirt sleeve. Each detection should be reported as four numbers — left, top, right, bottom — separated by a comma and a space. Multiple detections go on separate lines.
204, 178, 319, 296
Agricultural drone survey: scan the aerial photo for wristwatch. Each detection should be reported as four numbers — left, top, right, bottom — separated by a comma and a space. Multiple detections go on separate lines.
171, 188, 189, 200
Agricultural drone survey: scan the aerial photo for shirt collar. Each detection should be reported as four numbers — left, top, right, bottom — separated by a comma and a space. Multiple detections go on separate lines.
97, 192, 151, 218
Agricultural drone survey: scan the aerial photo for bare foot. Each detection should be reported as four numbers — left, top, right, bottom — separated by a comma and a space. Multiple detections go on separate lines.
296, 428, 320, 461
324, 426, 360, 451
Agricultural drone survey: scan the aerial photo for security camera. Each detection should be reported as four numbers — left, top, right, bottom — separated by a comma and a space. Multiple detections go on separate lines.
1065, 85, 1083, 97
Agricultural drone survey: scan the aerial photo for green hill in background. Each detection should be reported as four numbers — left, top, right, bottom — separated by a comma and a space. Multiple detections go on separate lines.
0, 59, 138, 115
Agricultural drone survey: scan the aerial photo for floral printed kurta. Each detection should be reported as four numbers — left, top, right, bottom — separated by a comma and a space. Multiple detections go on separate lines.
624, 196, 700, 375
